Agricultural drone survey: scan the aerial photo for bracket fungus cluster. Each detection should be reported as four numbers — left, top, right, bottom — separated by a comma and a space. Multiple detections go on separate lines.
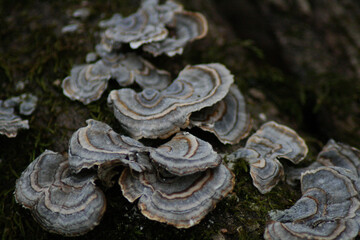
0, 93, 37, 137
14, 150, 106, 236
99, 0, 207, 56
15, 119, 235, 235
286, 139, 360, 185
62, 0, 209, 105
264, 166, 360, 240
62, 51, 171, 105
227, 121, 308, 194
107, 63, 246, 140
263, 139, 360, 239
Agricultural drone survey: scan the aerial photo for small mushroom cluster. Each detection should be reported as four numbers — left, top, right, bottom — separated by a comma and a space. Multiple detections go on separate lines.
15, 119, 235, 235
227, 121, 308, 194
62, 0, 209, 105
262, 139, 360, 239
0, 93, 37, 137
99, 0, 208, 56
265, 166, 360, 240
62, 50, 171, 105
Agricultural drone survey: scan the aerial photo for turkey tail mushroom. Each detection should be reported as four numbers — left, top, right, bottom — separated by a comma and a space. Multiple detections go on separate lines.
107, 63, 234, 140
119, 163, 234, 228
150, 131, 222, 176
264, 167, 360, 240
227, 121, 308, 194
14, 150, 106, 236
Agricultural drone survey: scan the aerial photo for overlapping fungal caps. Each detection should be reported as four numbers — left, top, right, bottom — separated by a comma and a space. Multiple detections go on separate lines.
68, 119, 151, 174
119, 163, 235, 228
14, 150, 106, 236
99, 0, 170, 51
62, 61, 111, 104
227, 121, 308, 194
62, 53, 170, 104
108, 63, 234, 139
190, 84, 251, 144
0, 100, 29, 137
105, 53, 171, 90
264, 167, 360, 240
286, 139, 360, 185
98, 0, 207, 55
150, 131, 221, 176
143, 10, 208, 57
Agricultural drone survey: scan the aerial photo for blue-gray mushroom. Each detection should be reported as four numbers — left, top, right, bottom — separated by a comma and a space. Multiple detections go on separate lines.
227, 121, 308, 194
143, 10, 208, 57
119, 163, 234, 228
190, 84, 251, 144
264, 167, 360, 240
107, 63, 234, 139
68, 119, 150, 173
14, 150, 106, 236
150, 131, 221, 176
286, 139, 360, 185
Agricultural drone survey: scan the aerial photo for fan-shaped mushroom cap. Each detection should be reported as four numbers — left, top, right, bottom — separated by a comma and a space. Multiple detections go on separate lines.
0, 100, 29, 137
101, 5, 168, 50
190, 84, 251, 144
14, 150, 106, 236
228, 121, 308, 194
119, 163, 234, 228
143, 10, 208, 57
150, 131, 221, 176
62, 61, 111, 104
68, 119, 149, 173
264, 167, 360, 240
108, 63, 234, 139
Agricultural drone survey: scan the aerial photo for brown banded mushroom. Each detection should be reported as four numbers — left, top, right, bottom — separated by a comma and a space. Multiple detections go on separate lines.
14, 150, 106, 236
68, 119, 151, 174
0, 100, 29, 137
190, 84, 251, 144
107, 63, 234, 139
143, 10, 208, 57
150, 131, 221, 176
119, 163, 235, 228
264, 167, 360, 240
227, 121, 308, 194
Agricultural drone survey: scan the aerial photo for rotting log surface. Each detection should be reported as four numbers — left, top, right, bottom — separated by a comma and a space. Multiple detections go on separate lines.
0, 0, 358, 239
